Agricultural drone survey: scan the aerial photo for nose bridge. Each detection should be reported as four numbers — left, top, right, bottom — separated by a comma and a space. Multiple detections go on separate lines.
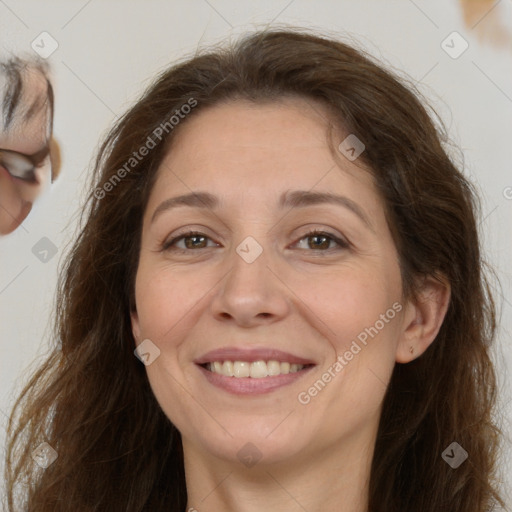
211, 230, 289, 324
227, 232, 273, 294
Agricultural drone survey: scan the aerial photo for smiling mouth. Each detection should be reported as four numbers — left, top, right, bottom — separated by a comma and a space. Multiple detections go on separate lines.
201, 360, 314, 378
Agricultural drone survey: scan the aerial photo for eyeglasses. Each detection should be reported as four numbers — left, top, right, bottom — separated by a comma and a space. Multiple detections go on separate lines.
0, 148, 52, 183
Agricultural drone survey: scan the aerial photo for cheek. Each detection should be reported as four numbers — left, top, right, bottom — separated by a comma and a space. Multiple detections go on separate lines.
301, 287, 401, 438
337, 291, 400, 363
301, 262, 402, 406
134, 268, 210, 431
133, 267, 198, 424
0, 173, 27, 233
134, 263, 215, 341
16, 182, 42, 204
300, 263, 401, 346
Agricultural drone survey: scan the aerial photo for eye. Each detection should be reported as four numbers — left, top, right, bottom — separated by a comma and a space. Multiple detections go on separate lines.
162, 231, 219, 252
12, 171, 38, 183
0, 153, 37, 183
294, 229, 349, 252
161, 229, 349, 253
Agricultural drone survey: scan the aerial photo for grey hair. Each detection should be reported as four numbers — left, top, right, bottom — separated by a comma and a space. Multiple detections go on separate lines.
0, 55, 53, 131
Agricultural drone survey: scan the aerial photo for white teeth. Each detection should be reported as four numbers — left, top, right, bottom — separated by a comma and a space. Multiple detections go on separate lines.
222, 361, 234, 377
233, 361, 250, 378
206, 360, 306, 377
267, 360, 281, 376
250, 360, 268, 378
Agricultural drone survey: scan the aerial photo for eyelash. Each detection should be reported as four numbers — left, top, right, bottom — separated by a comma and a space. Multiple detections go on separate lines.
161, 229, 349, 254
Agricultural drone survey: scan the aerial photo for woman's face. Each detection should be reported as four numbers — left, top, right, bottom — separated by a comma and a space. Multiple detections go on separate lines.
131, 98, 411, 467
0, 67, 52, 235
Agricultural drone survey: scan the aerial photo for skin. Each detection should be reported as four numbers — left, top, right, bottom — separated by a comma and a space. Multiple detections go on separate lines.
130, 98, 450, 512
0, 66, 53, 235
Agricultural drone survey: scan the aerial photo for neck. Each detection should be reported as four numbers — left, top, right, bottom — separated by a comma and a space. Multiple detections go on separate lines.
183, 432, 374, 512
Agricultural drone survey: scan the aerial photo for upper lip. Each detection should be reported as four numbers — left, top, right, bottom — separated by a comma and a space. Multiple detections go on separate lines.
194, 347, 316, 366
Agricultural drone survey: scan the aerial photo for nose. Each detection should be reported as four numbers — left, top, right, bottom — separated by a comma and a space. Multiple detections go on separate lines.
210, 238, 290, 328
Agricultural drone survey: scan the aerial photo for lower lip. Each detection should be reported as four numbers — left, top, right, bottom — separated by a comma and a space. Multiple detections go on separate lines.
197, 364, 315, 395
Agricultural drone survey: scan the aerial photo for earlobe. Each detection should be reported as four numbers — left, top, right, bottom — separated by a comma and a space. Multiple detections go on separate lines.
396, 274, 451, 363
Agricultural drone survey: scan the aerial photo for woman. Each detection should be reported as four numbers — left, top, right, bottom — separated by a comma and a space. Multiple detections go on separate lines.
4, 29, 506, 511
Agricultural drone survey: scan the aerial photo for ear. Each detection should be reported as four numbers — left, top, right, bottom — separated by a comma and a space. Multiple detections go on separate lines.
130, 308, 141, 344
396, 274, 451, 363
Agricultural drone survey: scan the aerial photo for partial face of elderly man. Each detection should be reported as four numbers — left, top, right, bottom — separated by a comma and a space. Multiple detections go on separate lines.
0, 58, 57, 235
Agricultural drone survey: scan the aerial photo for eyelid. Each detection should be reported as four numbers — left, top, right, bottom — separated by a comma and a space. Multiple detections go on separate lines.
293, 229, 350, 250
160, 228, 218, 251
161, 226, 350, 253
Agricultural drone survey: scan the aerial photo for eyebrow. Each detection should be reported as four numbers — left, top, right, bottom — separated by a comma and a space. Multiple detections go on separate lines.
150, 190, 374, 230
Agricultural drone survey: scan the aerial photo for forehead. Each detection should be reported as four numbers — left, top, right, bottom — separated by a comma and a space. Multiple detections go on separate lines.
171, 97, 333, 153
152, 98, 378, 201
0, 63, 51, 133
0, 64, 52, 153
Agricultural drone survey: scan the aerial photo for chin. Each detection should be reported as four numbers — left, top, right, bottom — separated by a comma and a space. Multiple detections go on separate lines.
183, 415, 314, 468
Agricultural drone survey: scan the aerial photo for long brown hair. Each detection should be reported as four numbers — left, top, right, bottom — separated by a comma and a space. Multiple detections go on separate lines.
4, 28, 507, 511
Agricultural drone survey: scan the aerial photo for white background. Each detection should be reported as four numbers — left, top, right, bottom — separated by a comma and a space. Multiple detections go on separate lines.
1, 0, 511, 506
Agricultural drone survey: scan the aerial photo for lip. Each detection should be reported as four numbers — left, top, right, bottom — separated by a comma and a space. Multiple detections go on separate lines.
194, 347, 317, 396
194, 347, 316, 366
197, 363, 315, 395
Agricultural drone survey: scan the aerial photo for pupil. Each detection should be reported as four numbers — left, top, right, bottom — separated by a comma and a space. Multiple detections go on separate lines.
311, 235, 328, 249
186, 235, 205, 249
